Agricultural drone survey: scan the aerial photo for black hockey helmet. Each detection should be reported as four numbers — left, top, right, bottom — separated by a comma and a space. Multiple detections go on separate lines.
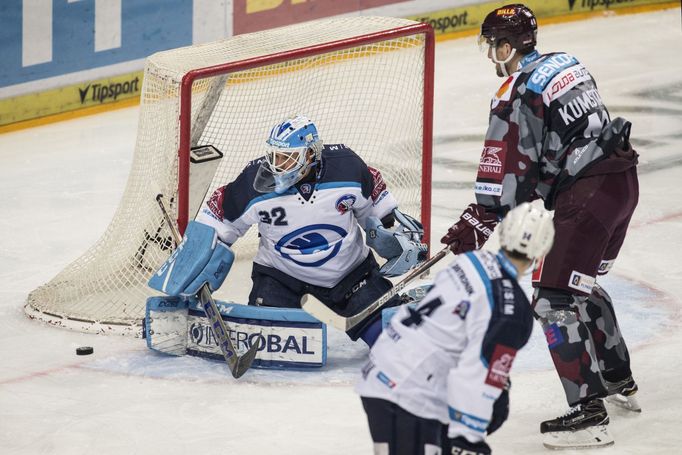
479, 4, 537, 53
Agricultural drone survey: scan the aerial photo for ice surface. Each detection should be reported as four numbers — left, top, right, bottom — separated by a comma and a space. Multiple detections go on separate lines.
1, 9, 681, 454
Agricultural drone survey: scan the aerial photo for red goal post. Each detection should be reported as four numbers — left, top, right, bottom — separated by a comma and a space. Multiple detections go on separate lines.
178, 20, 434, 239
26, 16, 434, 335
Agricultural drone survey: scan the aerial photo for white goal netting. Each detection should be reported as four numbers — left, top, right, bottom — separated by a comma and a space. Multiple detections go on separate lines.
26, 16, 433, 335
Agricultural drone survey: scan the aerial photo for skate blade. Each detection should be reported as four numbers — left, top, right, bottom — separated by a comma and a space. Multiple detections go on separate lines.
542, 425, 614, 450
606, 393, 642, 413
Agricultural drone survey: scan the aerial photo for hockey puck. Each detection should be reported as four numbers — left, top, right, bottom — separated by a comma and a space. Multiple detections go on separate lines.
76, 346, 94, 356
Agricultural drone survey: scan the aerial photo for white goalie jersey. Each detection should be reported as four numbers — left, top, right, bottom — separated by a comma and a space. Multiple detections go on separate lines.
196, 144, 397, 287
356, 250, 534, 443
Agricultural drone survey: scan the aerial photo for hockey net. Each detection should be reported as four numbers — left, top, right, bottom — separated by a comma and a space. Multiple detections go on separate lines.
25, 16, 434, 335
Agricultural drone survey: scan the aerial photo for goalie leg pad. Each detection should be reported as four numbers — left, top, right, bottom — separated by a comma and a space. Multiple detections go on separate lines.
145, 296, 189, 356
148, 221, 234, 296
145, 296, 328, 369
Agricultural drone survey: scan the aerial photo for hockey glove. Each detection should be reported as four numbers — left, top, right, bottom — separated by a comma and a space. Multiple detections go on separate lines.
447, 437, 491, 455
441, 203, 499, 254
148, 221, 234, 297
487, 385, 510, 435
365, 209, 427, 277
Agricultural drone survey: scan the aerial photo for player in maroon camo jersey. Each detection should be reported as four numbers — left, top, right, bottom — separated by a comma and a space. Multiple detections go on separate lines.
440, 3, 640, 449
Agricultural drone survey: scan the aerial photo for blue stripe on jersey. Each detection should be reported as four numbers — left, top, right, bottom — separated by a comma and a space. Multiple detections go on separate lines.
464, 252, 494, 369
495, 251, 518, 279
243, 188, 297, 213
315, 181, 362, 191
526, 53, 579, 94
464, 252, 494, 312
448, 407, 489, 433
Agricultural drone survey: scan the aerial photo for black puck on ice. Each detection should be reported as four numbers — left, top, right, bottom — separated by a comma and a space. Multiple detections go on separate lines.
76, 346, 94, 356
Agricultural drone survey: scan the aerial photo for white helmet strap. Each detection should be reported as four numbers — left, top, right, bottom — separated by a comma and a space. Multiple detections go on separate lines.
491, 45, 517, 77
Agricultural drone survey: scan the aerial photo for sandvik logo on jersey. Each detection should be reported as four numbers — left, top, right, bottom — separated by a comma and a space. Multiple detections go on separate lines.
275, 224, 347, 267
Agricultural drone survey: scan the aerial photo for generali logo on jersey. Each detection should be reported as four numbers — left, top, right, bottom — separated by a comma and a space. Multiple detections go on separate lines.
478, 141, 507, 180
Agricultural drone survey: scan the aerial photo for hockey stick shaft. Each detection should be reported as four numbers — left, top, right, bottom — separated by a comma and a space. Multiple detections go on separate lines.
303, 246, 450, 332
156, 194, 259, 378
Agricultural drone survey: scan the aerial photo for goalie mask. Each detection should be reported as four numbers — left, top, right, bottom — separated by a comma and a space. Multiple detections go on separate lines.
254, 115, 323, 194
478, 4, 537, 76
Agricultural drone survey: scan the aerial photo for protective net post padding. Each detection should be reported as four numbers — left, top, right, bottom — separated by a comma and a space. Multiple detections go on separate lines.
26, 16, 432, 334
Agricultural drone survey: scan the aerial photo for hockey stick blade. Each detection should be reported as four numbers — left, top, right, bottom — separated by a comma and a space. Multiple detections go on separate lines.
300, 295, 347, 332
302, 246, 451, 332
156, 193, 261, 378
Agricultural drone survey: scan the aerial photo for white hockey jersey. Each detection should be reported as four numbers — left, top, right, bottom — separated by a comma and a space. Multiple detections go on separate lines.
196, 144, 397, 287
356, 250, 533, 443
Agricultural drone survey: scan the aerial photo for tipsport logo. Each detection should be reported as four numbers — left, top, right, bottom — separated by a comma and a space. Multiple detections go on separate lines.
568, 0, 635, 11
78, 77, 140, 104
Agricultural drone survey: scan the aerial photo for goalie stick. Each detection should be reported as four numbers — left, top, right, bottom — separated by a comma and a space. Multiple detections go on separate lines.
302, 246, 451, 332
156, 193, 261, 379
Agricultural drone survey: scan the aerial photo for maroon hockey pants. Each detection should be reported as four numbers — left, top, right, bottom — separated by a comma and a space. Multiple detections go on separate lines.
532, 165, 639, 293
532, 166, 639, 406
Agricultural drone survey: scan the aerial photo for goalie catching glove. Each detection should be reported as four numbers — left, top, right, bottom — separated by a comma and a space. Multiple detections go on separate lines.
365, 209, 427, 277
148, 221, 234, 297
441, 203, 499, 254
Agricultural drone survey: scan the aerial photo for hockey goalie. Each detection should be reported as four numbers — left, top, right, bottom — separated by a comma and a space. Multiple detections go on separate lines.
146, 115, 427, 372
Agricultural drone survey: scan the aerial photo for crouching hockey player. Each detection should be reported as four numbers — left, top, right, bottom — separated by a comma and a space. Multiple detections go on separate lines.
152, 115, 427, 347
356, 203, 555, 455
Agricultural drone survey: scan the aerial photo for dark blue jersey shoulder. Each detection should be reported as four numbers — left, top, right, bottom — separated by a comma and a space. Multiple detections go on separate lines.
220, 157, 266, 222
319, 144, 374, 199
464, 251, 534, 367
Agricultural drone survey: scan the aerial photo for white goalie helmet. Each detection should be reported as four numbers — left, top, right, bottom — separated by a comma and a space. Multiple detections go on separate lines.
498, 202, 555, 260
254, 115, 323, 194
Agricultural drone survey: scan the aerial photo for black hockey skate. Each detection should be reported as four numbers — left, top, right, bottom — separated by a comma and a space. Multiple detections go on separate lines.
605, 375, 641, 412
541, 399, 613, 449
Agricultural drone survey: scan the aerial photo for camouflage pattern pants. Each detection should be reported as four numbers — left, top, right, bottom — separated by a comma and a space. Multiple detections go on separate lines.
531, 167, 638, 406
532, 284, 632, 406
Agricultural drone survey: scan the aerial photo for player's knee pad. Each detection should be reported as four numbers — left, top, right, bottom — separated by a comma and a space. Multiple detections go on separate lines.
587, 283, 615, 312
532, 287, 582, 327
148, 221, 234, 297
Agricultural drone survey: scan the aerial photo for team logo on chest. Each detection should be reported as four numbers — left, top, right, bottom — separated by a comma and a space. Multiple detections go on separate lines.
300, 183, 312, 195
275, 224, 348, 267
335, 194, 356, 214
